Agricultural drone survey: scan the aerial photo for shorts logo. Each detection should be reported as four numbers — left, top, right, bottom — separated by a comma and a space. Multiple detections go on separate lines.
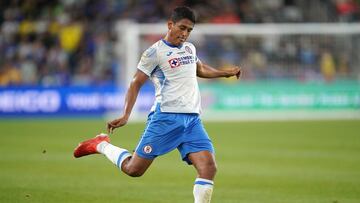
185, 46, 192, 54
168, 58, 180, 68
143, 145, 152, 154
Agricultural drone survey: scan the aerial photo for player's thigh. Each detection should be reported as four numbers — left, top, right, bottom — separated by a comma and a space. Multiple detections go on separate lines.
135, 112, 184, 159
178, 116, 214, 164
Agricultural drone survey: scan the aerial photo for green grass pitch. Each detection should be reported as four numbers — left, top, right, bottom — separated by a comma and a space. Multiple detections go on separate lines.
0, 119, 359, 203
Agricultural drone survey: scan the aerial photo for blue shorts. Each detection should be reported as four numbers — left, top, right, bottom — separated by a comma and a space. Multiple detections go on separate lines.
135, 105, 214, 165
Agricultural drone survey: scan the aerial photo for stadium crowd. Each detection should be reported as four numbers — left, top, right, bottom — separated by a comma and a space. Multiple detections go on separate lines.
0, 0, 359, 86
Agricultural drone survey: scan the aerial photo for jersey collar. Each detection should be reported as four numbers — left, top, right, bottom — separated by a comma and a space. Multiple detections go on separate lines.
161, 39, 183, 49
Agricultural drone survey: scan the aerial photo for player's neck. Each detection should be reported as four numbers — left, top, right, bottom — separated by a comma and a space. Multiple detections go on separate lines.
163, 35, 182, 47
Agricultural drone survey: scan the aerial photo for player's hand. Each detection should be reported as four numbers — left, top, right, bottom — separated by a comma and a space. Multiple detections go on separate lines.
107, 116, 128, 134
235, 66, 242, 79
226, 66, 242, 79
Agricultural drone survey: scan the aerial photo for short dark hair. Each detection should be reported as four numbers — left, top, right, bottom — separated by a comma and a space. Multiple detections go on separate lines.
170, 6, 196, 24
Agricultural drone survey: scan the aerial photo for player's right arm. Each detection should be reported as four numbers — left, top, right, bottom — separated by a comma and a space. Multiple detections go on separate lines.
107, 45, 157, 134
107, 70, 148, 134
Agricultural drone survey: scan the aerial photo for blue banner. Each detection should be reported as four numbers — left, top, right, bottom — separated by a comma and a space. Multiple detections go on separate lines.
0, 86, 155, 117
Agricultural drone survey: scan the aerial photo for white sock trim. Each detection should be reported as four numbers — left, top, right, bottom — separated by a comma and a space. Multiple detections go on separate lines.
194, 178, 214, 186
116, 151, 131, 168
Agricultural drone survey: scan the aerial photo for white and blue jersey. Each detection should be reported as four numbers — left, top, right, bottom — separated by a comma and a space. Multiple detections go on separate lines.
135, 39, 213, 164
137, 39, 201, 114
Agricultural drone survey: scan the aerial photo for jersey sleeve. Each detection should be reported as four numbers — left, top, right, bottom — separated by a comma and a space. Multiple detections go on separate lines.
195, 55, 200, 63
188, 43, 201, 63
137, 47, 158, 76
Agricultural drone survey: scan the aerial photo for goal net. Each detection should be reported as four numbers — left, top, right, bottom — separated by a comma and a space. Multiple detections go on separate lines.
115, 22, 360, 120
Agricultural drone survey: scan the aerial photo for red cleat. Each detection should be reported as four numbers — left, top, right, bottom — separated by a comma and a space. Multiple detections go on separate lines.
74, 134, 110, 158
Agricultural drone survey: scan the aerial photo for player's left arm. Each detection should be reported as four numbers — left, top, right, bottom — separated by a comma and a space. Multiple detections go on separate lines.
196, 60, 242, 79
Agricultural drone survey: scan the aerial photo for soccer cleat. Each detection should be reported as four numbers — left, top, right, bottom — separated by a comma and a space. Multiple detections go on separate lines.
73, 133, 110, 158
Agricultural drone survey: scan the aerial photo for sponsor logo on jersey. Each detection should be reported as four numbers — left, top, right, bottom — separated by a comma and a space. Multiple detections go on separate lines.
166, 51, 173, 56
185, 46, 192, 54
143, 145, 152, 154
168, 56, 195, 68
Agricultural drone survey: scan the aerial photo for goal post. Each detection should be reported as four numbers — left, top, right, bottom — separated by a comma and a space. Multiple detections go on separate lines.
116, 22, 360, 85
114, 22, 360, 120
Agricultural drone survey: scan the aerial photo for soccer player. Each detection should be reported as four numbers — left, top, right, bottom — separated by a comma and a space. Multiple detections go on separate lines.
74, 6, 241, 203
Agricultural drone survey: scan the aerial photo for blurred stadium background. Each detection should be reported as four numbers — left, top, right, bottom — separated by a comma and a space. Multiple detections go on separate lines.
1, 0, 360, 203
0, 0, 359, 119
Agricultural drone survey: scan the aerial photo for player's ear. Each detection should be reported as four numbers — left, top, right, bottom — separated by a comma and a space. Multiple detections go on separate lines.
167, 20, 174, 30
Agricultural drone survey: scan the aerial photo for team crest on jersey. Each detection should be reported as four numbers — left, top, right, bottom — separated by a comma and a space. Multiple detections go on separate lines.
185, 46, 192, 54
168, 58, 180, 68
143, 145, 152, 154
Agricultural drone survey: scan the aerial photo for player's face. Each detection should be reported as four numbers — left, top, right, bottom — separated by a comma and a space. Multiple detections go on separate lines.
168, 18, 194, 46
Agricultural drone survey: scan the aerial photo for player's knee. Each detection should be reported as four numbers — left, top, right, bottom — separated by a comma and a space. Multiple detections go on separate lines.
125, 167, 145, 177
128, 171, 144, 177
198, 161, 217, 178
209, 162, 217, 176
